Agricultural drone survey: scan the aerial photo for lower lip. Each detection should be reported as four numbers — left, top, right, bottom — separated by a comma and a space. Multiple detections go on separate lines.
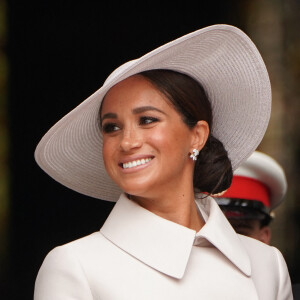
120, 159, 154, 173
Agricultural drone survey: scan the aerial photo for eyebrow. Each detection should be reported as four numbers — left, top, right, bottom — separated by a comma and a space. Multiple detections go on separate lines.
101, 112, 117, 123
132, 106, 166, 115
101, 106, 166, 123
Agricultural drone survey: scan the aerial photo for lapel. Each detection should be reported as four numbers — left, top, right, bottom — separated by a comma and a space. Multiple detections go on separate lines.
195, 195, 251, 276
100, 193, 251, 279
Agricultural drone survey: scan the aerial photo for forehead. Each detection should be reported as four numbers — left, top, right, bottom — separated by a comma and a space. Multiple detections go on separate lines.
101, 75, 173, 113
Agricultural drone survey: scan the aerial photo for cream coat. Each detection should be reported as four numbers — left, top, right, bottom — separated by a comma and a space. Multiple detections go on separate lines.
34, 194, 293, 299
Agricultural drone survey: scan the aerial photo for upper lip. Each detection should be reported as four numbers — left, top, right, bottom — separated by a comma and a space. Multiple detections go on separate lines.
119, 155, 154, 165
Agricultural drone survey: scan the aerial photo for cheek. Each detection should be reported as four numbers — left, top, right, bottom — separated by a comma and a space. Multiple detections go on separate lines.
146, 128, 173, 156
102, 145, 109, 171
102, 138, 116, 170
149, 126, 191, 158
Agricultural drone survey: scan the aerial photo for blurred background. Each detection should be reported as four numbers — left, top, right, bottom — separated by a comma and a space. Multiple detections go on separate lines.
1, 0, 299, 299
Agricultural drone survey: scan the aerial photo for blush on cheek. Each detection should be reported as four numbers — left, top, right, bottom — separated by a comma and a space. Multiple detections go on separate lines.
147, 134, 164, 145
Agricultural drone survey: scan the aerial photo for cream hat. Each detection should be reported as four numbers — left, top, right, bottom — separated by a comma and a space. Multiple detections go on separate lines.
35, 24, 271, 202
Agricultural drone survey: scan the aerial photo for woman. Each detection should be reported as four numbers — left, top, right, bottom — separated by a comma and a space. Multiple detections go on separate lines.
34, 25, 293, 299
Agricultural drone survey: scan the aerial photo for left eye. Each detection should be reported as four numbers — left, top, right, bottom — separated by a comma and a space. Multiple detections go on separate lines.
139, 116, 159, 125
102, 123, 120, 133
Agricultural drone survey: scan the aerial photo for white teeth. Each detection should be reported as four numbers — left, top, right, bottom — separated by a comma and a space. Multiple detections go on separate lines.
123, 158, 152, 169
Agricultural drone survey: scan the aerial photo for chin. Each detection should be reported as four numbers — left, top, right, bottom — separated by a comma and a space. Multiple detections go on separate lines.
122, 187, 148, 198
120, 183, 154, 200
116, 175, 156, 197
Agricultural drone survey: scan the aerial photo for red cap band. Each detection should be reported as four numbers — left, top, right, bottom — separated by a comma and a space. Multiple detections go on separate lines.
222, 176, 270, 207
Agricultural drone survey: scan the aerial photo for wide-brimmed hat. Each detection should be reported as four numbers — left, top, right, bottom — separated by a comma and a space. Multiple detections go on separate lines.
216, 151, 287, 217
35, 24, 271, 202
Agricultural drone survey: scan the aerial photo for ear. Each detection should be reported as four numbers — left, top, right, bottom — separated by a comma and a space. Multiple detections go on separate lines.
258, 226, 271, 245
190, 120, 210, 152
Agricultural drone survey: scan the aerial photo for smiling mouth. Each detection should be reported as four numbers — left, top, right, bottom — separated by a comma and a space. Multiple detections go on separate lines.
121, 157, 153, 169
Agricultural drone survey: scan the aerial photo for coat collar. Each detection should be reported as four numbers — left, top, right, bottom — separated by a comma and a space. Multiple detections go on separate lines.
100, 193, 251, 279
194, 194, 251, 276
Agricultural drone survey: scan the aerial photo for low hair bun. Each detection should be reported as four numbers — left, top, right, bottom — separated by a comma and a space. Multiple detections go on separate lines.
194, 135, 233, 194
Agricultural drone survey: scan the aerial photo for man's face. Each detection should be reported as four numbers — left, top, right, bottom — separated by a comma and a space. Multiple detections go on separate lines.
228, 218, 271, 244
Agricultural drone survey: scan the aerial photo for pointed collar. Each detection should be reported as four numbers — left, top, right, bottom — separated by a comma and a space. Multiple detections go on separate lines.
194, 195, 251, 276
100, 193, 251, 279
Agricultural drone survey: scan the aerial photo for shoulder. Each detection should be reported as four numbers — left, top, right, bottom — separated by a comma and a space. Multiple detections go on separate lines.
36, 231, 116, 275
239, 234, 284, 264
239, 235, 293, 299
34, 232, 110, 300
239, 234, 287, 273
239, 233, 276, 255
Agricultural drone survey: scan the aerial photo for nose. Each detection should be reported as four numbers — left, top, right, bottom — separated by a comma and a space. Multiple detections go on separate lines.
120, 128, 142, 152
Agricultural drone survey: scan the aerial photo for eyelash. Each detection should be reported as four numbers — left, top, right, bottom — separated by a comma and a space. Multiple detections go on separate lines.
102, 116, 159, 133
139, 116, 159, 125
102, 123, 120, 133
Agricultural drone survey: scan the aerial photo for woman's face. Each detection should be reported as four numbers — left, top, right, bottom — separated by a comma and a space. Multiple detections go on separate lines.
100, 75, 200, 199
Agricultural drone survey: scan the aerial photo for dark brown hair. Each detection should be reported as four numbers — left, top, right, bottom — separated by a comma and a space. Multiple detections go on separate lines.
139, 69, 232, 194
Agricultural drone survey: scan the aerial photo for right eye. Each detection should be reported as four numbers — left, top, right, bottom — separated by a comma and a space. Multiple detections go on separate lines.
102, 123, 120, 133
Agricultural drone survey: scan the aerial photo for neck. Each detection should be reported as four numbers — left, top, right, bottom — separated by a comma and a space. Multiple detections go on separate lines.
130, 189, 205, 232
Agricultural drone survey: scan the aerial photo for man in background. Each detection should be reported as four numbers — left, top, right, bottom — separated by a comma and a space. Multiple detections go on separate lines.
214, 151, 287, 245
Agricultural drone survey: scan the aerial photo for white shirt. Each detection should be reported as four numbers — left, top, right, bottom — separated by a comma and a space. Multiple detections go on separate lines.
34, 193, 293, 299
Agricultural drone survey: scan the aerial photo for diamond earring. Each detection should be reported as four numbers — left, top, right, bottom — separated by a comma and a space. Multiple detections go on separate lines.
190, 149, 199, 161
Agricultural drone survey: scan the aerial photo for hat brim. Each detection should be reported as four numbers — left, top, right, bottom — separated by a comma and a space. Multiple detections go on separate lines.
35, 24, 271, 202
